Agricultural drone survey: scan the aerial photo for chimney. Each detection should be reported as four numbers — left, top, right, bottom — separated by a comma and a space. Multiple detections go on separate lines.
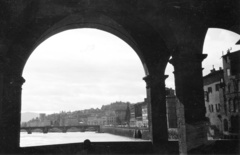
210, 66, 215, 73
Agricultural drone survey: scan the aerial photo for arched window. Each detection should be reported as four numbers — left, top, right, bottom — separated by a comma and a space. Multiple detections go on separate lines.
233, 98, 237, 112
230, 116, 239, 133
224, 119, 228, 131
236, 98, 239, 112
228, 99, 233, 112
216, 104, 220, 112
238, 99, 240, 112
238, 81, 240, 92
228, 83, 231, 93
224, 103, 227, 114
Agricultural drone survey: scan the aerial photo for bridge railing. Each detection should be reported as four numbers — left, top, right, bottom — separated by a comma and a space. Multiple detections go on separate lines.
21, 125, 101, 134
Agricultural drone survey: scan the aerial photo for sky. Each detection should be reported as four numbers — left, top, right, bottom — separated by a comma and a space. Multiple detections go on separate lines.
202, 28, 240, 75
21, 28, 240, 114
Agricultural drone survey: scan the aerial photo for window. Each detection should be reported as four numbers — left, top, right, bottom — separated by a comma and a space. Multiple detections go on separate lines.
230, 116, 239, 133
238, 81, 240, 92
228, 83, 231, 93
227, 69, 231, 76
167, 107, 177, 128
229, 100, 233, 112
236, 100, 239, 112
220, 78, 225, 88
208, 87, 212, 93
215, 84, 220, 91
204, 91, 209, 102
224, 119, 228, 131
216, 104, 220, 112
224, 103, 227, 114
233, 98, 238, 112
209, 104, 214, 112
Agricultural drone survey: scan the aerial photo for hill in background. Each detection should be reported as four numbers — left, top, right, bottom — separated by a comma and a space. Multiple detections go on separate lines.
21, 112, 39, 123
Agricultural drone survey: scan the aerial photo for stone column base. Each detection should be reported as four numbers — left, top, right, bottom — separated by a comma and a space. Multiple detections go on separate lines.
186, 121, 208, 151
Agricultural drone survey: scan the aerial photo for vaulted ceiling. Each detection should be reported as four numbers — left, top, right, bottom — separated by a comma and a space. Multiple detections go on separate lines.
0, 0, 239, 75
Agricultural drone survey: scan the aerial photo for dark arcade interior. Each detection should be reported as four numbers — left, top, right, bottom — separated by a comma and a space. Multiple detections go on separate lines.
0, 0, 239, 154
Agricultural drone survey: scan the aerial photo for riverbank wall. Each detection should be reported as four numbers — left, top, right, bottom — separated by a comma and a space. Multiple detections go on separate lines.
100, 126, 151, 140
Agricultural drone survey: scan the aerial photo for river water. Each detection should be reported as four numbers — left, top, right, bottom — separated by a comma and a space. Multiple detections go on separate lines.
20, 132, 147, 147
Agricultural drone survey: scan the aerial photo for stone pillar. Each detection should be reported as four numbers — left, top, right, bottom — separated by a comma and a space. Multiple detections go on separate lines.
239, 113, 240, 155
143, 74, 168, 145
27, 129, 32, 134
176, 98, 187, 155
0, 73, 25, 153
0, 44, 9, 153
43, 127, 48, 134
0, 44, 8, 125
0, 55, 4, 126
170, 54, 208, 152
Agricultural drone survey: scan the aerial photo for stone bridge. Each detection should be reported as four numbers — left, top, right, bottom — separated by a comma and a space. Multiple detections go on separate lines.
21, 125, 100, 134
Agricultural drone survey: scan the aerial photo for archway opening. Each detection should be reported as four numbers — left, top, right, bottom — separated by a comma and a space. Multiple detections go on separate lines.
20, 28, 150, 147
165, 58, 178, 141
202, 28, 240, 140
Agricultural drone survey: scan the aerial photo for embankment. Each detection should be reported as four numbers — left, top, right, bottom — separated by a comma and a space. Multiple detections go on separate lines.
100, 126, 151, 140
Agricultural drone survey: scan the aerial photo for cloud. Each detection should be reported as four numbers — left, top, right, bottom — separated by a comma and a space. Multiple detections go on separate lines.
22, 29, 146, 113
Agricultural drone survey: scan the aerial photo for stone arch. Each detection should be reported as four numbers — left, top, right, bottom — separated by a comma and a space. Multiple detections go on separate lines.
7, 11, 171, 77
2, 1, 240, 154
49, 127, 62, 132
9, 11, 172, 146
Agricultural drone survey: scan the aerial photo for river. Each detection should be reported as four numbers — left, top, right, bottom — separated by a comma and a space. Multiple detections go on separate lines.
20, 132, 147, 147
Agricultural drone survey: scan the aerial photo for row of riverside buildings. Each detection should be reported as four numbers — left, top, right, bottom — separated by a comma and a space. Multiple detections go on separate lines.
22, 94, 178, 130
203, 50, 240, 139
21, 101, 150, 128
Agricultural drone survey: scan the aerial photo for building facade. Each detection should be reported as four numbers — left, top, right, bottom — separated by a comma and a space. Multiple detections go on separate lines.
166, 88, 178, 129
203, 68, 224, 138
203, 50, 240, 139
142, 101, 148, 128
222, 50, 240, 139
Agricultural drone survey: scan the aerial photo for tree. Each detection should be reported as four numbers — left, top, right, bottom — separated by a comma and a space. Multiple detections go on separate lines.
125, 103, 131, 127
116, 116, 121, 125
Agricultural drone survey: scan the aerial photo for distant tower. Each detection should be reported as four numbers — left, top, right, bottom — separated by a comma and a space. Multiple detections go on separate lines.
39, 113, 46, 122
